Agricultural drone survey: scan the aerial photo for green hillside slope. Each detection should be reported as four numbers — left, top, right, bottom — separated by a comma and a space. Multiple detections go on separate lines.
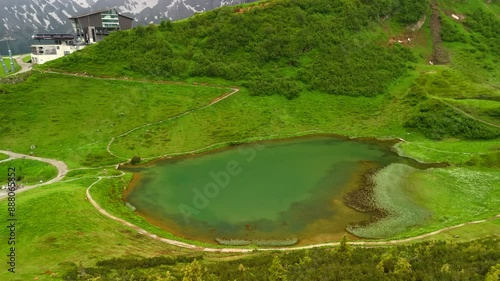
43, 0, 500, 141
0, 0, 499, 280
47, 0, 428, 98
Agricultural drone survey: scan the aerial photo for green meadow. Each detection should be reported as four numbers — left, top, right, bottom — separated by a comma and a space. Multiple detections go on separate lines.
0, 73, 228, 167
0, 153, 8, 161
110, 90, 410, 159
0, 0, 499, 279
0, 159, 58, 186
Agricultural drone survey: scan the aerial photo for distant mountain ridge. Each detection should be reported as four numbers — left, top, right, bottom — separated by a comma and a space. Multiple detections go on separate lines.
0, 0, 254, 54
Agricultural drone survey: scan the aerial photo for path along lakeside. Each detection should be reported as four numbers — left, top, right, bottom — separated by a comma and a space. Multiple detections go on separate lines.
0, 149, 498, 252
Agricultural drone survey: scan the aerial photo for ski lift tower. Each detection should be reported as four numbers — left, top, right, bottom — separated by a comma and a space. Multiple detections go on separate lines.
0, 52, 8, 74
0, 36, 16, 72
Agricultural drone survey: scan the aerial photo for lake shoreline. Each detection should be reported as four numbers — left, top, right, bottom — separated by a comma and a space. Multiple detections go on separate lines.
120, 134, 446, 245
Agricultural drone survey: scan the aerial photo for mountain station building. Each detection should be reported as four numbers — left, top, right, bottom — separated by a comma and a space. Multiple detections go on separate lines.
69, 8, 134, 44
31, 8, 134, 64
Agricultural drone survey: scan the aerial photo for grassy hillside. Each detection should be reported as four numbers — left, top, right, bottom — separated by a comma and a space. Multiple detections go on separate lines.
0, 0, 499, 279
44, 0, 499, 141
46, 0, 428, 98
0, 73, 229, 168
0, 58, 20, 78
0, 153, 8, 161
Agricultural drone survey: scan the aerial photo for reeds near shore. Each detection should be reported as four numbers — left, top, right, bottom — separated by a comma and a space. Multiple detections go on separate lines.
215, 237, 299, 247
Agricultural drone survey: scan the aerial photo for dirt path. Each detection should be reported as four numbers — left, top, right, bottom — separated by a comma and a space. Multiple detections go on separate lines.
85, 175, 499, 252
2, 148, 496, 252
39, 69, 226, 88
441, 100, 500, 129
86, 176, 201, 250
6, 70, 499, 251
0, 150, 67, 199
105, 87, 239, 160
3, 55, 32, 77
429, 0, 449, 64
14, 55, 32, 74
34, 70, 241, 161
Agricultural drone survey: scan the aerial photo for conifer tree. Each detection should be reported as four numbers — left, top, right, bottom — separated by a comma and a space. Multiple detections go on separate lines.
336, 234, 352, 261
182, 259, 203, 281
269, 255, 288, 281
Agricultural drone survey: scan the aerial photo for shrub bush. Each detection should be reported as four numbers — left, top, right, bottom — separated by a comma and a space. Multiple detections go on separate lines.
404, 101, 500, 140
130, 156, 141, 165
45, 0, 418, 99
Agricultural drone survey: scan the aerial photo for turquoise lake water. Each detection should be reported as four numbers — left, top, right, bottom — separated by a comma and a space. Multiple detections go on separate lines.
125, 136, 415, 244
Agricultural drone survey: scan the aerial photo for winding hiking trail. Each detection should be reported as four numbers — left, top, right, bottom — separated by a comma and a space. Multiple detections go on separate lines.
441, 100, 500, 129
2, 55, 32, 77
1, 148, 498, 252
86, 176, 500, 252
105, 86, 239, 160
0, 150, 67, 199
34, 70, 241, 160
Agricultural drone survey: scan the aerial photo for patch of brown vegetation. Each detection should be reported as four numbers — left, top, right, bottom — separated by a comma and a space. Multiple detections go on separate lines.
344, 163, 387, 220
388, 35, 415, 47
234, 2, 271, 14
343, 162, 389, 224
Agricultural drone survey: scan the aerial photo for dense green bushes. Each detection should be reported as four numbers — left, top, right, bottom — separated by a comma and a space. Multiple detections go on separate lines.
244, 75, 301, 99
299, 42, 415, 96
404, 101, 500, 140
402, 83, 428, 106
465, 8, 500, 56
47, 0, 422, 99
440, 15, 468, 43
95, 255, 203, 270
440, 7, 500, 72
205, 239, 500, 280
393, 0, 429, 25
130, 155, 141, 165
62, 255, 203, 280
63, 238, 500, 280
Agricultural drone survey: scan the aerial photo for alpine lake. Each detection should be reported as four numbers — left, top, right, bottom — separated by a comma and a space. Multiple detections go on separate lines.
123, 135, 432, 246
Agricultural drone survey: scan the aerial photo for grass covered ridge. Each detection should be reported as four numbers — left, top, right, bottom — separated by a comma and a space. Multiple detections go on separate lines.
110, 90, 411, 159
